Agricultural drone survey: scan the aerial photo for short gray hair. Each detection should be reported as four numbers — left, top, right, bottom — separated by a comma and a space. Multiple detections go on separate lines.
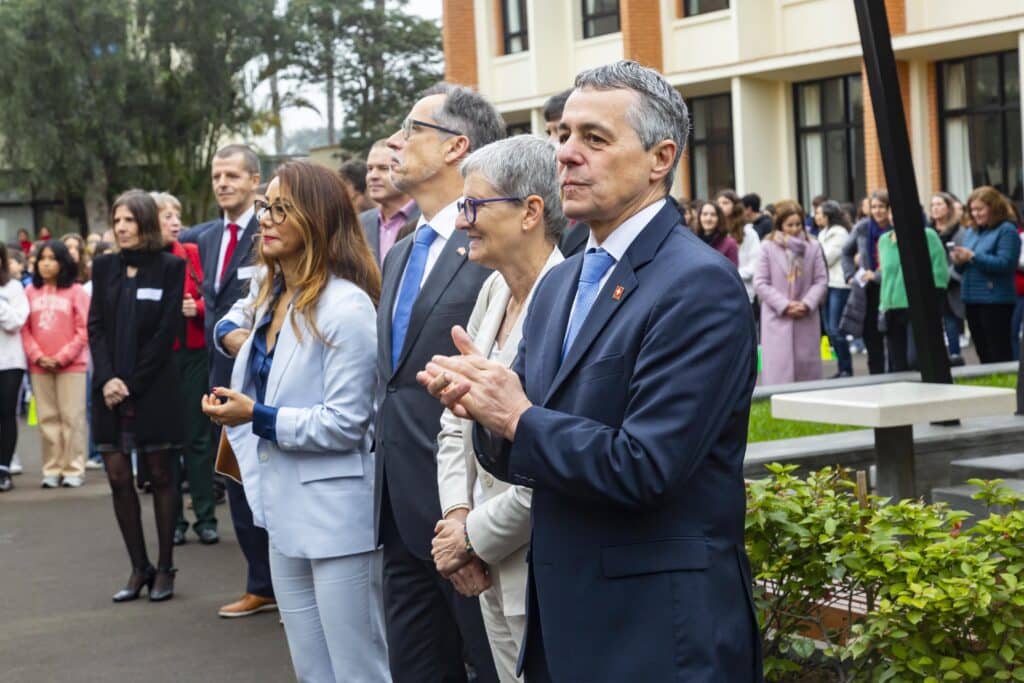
460, 135, 567, 243
215, 144, 261, 176
421, 83, 506, 155
574, 60, 690, 191
150, 191, 181, 212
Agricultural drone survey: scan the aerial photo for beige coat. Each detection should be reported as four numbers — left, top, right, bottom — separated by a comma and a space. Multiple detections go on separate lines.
435, 247, 563, 618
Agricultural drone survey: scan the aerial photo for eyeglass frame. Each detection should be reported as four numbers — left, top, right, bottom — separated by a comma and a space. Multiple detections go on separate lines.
401, 118, 464, 140
457, 196, 524, 226
254, 198, 292, 225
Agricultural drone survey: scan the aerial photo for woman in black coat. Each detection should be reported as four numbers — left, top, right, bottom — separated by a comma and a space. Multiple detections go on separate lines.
88, 190, 186, 602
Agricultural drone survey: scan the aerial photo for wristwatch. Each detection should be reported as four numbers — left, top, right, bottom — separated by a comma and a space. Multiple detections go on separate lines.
464, 525, 475, 557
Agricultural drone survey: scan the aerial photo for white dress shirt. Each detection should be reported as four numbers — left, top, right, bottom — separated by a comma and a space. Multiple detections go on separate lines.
216, 204, 255, 293
568, 199, 666, 326
391, 198, 459, 318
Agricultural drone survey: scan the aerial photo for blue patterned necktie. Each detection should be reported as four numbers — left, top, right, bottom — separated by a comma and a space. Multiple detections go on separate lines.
561, 247, 616, 362
391, 225, 438, 368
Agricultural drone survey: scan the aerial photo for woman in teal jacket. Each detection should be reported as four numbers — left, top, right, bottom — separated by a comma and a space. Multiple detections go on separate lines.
951, 186, 1021, 363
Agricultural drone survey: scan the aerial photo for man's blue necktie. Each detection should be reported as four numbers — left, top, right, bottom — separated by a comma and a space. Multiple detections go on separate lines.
561, 247, 616, 362
392, 225, 438, 368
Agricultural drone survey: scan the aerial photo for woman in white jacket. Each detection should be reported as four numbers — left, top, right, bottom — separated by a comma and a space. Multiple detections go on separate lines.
0, 241, 29, 491
431, 136, 565, 682
815, 200, 853, 377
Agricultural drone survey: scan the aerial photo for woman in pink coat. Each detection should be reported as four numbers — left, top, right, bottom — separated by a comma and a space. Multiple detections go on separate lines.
754, 200, 828, 385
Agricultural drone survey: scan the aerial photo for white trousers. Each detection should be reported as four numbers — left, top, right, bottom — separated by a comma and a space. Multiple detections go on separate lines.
270, 545, 391, 683
478, 571, 526, 683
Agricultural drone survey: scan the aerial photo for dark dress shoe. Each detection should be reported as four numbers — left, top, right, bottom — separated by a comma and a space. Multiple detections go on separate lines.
173, 527, 187, 546
149, 567, 177, 602
198, 528, 219, 545
113, 565, 156, 603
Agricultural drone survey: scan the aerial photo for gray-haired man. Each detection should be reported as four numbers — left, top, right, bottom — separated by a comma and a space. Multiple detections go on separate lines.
376, 84, 503, 683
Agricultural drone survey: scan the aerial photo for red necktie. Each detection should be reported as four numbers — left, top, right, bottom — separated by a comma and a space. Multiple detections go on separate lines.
219, 223, 240, 284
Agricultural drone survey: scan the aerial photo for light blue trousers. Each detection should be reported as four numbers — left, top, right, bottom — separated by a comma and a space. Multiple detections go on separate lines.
270, 545, 391, 683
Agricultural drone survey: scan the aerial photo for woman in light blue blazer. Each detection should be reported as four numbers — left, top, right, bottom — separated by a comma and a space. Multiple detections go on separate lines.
202, 160, 389, 682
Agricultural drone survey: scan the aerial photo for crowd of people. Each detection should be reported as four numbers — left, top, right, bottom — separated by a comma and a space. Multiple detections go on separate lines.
2, 55, 1022, 682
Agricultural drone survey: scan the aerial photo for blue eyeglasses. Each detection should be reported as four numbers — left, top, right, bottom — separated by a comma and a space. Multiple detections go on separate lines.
457, 196, 524, 225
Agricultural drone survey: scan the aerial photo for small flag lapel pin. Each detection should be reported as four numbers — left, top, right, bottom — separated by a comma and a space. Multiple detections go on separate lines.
457, 246, 467, 256
612, 285, 624, 300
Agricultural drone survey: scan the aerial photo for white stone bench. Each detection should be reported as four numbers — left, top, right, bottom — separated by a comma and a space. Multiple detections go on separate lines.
771, 382, 1016, 500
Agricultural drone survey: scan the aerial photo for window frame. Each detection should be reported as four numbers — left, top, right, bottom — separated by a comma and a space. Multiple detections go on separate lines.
937, 49, 1022, 203
581, 0, 621, 40
792, 73, 865, 207
682, 0, 730, 17
687, 93, 735, 200
501, 0, 529, 55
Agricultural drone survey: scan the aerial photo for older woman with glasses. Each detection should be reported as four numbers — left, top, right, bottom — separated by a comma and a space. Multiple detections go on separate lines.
428, 135, 566, 682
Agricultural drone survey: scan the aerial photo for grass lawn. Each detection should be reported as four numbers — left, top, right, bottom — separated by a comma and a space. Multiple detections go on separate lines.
748, 372, 1017, 443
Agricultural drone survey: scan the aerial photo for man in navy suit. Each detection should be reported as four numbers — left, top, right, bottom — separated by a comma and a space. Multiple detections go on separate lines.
195, 144, 277, 619
420, 61, 763, 682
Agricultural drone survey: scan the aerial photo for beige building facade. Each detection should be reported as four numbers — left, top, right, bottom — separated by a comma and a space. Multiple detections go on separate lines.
442, 0, 1024, 209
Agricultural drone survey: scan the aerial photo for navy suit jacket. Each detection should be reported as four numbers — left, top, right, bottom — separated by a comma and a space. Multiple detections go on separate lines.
373, 227, 491, 559
178, 220, 218, 245
195, 215, 260, 386
481, 200, 762, 681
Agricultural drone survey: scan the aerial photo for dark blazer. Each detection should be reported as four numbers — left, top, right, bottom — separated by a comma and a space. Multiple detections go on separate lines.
478, 201, 762, 681
373, 227, 491, 559
359, 205, 421, 264
88, 251, 186, 446
558, 222, 589, 258
178, 219, 218, 245
841, 218, 874, 283
196, 215, 260, 386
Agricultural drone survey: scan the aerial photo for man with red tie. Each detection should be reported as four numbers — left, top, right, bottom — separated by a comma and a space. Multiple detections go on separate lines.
194, 144, 277, 619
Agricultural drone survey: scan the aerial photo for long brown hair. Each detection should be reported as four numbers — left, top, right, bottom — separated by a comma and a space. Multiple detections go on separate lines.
715, 189, 747, 244
253, 160, 381, 342
111, 190, 164, 252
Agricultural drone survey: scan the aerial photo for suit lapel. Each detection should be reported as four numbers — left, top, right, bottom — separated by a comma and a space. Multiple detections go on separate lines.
200, 219, 224, 302
379, 236, 412, 376
265, 308, 300, 405
474, 281, 511, 359
535, 260, 579, 399
393, 229, 471, 374
541, 202, 680, 405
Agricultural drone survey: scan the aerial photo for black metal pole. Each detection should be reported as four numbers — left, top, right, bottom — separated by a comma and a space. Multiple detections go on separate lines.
853, 0, 952, 385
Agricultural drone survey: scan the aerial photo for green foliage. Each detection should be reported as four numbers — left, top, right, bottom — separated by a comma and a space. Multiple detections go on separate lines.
747, 465, 1024, 681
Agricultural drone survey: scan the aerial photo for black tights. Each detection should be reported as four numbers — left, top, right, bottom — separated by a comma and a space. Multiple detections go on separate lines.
104, 451, 176, 571
0, 369, 23, 470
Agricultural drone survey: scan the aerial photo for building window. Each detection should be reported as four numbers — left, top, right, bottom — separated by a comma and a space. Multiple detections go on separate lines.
939, 50, 1021, 203
683, 0, 729, 16
506, 122, 532, 137
582, 0, 620, 39
502, 0, 529, 54
688, 94, 735, 199
794, 74, 865, 206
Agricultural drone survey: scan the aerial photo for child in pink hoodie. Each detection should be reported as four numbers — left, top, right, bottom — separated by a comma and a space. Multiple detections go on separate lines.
21, 240, 90, 488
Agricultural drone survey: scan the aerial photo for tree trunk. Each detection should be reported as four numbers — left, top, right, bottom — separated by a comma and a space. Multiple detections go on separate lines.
326, 56, 336, 146
270, 67, 284, 155
83, 174, 110, 235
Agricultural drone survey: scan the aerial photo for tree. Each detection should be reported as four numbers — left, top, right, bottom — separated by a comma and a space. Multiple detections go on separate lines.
288, 0, 443, 156
0, 0, 278, 228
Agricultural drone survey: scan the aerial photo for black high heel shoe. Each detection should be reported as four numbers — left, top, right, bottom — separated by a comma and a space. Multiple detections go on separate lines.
112, 565, 156, 603
149, 567, 177, 602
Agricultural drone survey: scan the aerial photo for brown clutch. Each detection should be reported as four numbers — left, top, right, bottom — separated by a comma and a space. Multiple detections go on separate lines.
214, 430, 242, 485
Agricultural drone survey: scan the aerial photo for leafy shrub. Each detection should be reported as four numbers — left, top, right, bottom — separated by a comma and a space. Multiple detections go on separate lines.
746, 465, 1024, 681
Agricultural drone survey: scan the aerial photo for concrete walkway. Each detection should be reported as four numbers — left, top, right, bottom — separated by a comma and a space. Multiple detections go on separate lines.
0, 425, 293, 683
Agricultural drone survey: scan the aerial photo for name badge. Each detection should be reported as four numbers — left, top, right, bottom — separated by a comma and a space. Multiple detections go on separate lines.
137, 288, 163, 301
237, 266, 257, 280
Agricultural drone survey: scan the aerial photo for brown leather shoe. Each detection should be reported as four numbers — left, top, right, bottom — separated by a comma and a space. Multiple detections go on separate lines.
218, 593, 278, 618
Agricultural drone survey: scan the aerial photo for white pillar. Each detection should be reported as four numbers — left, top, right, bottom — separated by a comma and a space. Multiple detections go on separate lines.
907, 60, 933, 200
732, 76, 794, 201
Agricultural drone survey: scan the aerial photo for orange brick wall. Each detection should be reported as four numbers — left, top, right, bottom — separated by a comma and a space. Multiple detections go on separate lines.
621, 0, 664, 72
862, 60, 911, 192
442, 0, 478, 87
885, 0, 906, 35
927, 62, 943, 194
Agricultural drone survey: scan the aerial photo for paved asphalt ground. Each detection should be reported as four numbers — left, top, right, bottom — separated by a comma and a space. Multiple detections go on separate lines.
0, 426, 293, 683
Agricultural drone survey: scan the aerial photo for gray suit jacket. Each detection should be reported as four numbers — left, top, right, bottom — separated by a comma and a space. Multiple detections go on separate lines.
359, 204, 421, 265
373, 226, 491, 559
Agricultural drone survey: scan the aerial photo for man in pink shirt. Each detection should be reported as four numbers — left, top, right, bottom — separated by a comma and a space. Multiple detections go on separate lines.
360, 139, 420, 265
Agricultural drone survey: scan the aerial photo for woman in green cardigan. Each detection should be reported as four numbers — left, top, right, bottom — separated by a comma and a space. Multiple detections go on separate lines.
878, 222, 950, 372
